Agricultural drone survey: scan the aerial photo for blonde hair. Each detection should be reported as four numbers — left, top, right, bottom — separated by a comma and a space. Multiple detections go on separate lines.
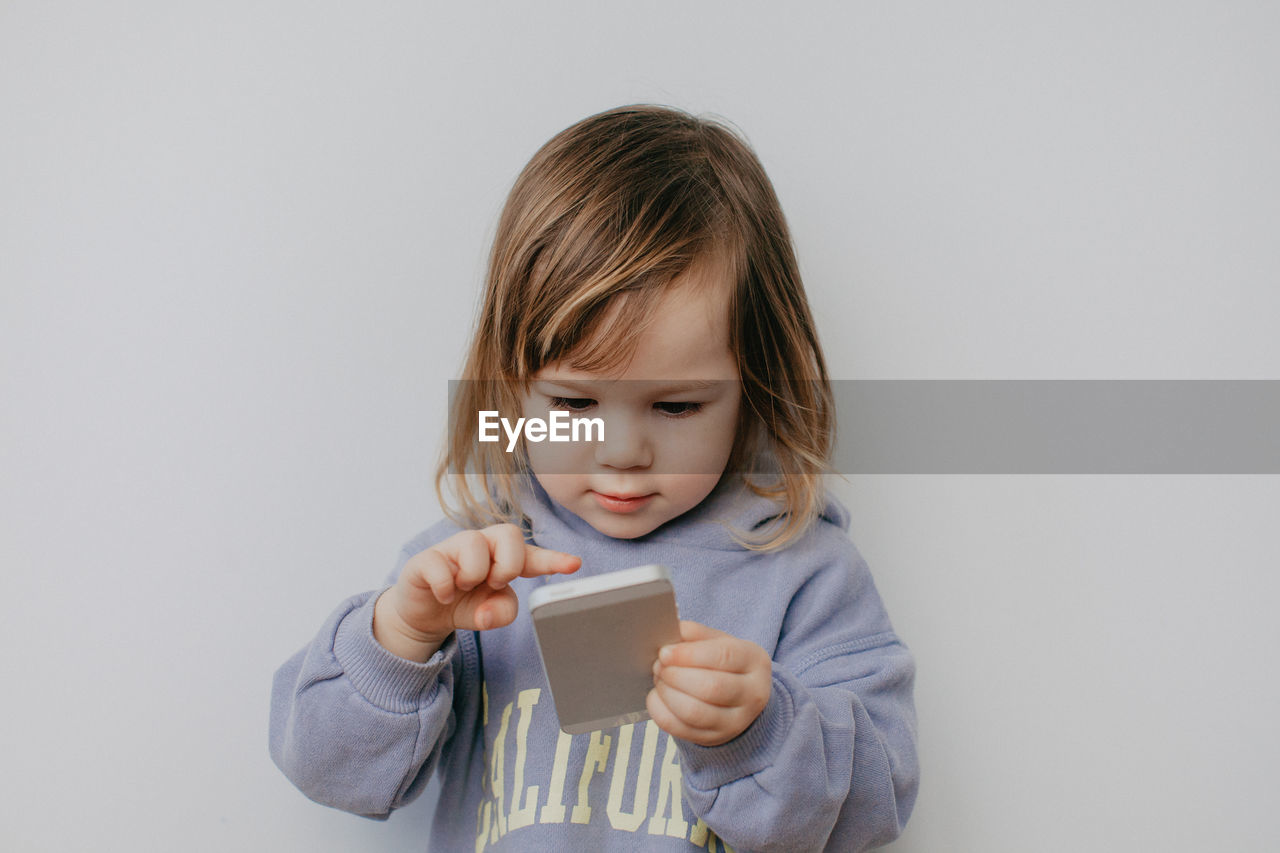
436, 104, 835, 551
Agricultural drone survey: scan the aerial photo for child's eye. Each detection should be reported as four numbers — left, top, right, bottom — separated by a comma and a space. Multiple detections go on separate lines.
548, 396, 596, 411
654, 401, 703, 418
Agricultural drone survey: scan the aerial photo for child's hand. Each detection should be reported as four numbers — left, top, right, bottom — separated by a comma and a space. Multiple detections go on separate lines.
647, 620, 773, 747
373, 524, 581, 661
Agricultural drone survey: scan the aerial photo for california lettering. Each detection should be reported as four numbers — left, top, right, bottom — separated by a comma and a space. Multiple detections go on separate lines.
474, 682, 736, 852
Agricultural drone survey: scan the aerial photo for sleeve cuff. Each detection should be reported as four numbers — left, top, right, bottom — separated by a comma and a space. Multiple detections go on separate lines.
676, 665, 795, 790
332, 588, 458, 714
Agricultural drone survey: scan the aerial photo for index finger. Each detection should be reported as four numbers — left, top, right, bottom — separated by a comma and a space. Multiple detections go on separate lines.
519, 543, 582, 577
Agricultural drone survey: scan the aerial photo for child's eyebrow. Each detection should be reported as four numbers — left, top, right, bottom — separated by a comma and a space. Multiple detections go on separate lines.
533, 378, 721, 395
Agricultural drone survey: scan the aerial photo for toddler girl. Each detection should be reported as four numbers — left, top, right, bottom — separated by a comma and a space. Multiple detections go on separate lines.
270, 104, 918, 852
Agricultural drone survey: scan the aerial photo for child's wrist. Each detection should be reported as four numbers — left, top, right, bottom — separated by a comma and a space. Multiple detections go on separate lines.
372, 590, 451, 662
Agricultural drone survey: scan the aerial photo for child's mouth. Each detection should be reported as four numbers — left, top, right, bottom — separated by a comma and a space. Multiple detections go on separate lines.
591, 491, 655, 513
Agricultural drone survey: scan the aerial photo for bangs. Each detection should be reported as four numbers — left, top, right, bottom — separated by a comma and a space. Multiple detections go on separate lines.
524, 237, 744, 379
541, 285, 664, 375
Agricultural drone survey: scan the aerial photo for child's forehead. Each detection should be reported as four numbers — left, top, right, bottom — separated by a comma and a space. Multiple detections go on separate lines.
674, 246, 737, 291
538, 280, 737, 384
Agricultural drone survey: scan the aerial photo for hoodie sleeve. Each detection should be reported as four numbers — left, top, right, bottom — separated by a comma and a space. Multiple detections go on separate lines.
268, 524, 467, 819
674, 537, 920, 852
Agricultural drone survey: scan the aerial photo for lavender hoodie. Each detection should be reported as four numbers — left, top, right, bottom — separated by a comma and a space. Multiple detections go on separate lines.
270, 474, 918, 852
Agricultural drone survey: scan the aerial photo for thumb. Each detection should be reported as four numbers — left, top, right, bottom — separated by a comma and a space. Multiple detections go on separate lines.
467, 586, 519, 631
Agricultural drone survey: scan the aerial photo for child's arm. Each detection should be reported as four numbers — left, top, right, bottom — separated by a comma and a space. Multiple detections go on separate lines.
268, 585, 457, 819
268, 522, 581, 818
651, 542, 918, 852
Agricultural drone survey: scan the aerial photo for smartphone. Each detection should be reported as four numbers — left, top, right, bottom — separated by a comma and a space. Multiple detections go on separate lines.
529, 564, 681, 734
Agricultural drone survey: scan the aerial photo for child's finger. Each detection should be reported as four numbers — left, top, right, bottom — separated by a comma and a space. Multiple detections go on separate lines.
518, 543, 582, 577
646, 687, 722, 743
469, 586, 518, 631
483, 523, 529, 589
677, 619, 728, 641
654, 664, 744, 708
651, 679, 725, 732
438, 530, 494, 593
410, 549, 457, 605
660, 637, 753, 673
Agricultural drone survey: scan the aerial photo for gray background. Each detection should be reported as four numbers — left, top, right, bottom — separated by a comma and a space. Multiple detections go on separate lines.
3, 1, 1277, 850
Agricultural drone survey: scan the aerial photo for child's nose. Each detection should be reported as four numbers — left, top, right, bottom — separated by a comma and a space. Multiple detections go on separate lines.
593, 416, 653, 470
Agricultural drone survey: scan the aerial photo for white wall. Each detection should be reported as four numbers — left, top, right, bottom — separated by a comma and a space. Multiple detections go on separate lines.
3, 1, 1277, 850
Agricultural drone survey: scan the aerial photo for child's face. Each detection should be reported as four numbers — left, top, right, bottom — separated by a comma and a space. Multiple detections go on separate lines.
520, 271, 741, 539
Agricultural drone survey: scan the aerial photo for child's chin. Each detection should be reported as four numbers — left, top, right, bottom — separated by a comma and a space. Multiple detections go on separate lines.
586, 511, 665, 540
